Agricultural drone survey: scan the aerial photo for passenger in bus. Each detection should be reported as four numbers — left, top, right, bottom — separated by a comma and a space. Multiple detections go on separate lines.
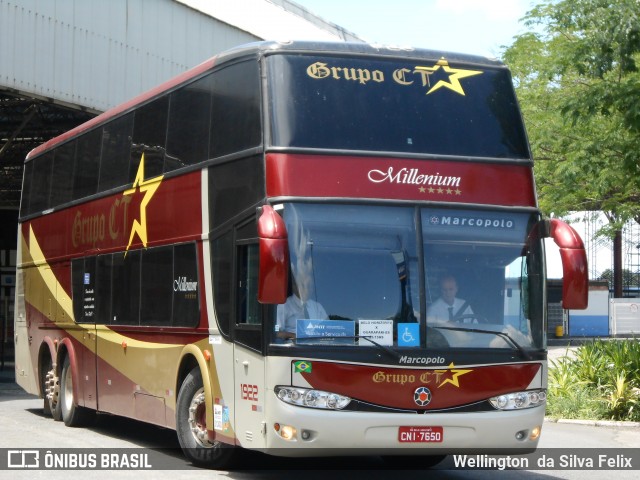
427, 274, 477, 324
276, 276, 328, 339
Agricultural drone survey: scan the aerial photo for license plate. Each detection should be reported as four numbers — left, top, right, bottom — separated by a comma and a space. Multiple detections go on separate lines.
398, 426, 444, 443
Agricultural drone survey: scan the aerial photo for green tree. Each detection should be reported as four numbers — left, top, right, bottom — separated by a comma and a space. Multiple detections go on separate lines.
502, 0, 640, 296
598, 268, 640, 290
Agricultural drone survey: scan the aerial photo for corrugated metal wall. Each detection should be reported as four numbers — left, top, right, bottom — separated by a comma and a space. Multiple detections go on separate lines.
0, 0, 258, 112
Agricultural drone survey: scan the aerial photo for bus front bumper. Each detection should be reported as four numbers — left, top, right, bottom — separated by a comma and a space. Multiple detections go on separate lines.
262, 401, 544, 456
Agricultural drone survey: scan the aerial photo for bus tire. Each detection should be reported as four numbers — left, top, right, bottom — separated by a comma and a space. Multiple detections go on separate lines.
176, 367, 237, 468
60, 355, 94, 427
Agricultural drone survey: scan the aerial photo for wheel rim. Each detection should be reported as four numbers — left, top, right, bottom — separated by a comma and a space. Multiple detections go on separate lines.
45, 368, 59, 410
63, 364, 73, 413
188, 387, 212, 448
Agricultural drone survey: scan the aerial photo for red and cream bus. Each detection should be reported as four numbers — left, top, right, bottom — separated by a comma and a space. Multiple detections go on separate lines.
14, 41, 587, 468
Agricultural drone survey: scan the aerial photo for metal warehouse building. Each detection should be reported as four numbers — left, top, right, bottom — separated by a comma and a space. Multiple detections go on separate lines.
0, 0, 360, 362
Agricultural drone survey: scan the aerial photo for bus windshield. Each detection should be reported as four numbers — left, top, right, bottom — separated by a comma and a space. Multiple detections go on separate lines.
268, 54, 529, 159
271, 203, 544, 352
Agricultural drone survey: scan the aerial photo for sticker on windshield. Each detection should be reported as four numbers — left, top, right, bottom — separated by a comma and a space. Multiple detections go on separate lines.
296, 319, 355, 342
358, 320, 394, 346
398, 323, 420, 347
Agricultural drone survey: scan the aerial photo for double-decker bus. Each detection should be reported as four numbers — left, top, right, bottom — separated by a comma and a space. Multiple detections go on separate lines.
14, 41, 588, 468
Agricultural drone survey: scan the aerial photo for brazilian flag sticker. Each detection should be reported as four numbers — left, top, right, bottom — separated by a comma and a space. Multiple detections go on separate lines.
294, 361, 312, 373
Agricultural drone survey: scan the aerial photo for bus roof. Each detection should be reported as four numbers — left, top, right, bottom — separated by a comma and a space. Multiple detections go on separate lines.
26, 40, 506, 161
262, 40, 505, 67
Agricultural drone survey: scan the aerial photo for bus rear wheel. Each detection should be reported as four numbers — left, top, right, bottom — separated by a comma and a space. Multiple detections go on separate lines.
176, 367, 237, 468
59, 355, 94, 427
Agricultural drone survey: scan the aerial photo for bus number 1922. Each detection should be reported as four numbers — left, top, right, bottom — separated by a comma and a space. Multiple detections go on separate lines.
241, 384, 259, 402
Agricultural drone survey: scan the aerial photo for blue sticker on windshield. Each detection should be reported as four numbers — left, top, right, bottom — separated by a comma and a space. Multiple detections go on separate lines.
397, 323, 420, 347
296, 319, 354, 341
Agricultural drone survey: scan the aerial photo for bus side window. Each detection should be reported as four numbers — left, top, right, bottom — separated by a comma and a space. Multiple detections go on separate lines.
131, 96, 168, 180
209, 156, 265, 229
212, 231, 233, 337
73, 128, 101, 201
111, 251, 141, 326
29, 152, 53, 214
166, 74, 213, 169
140, 247, 173, 327
95, 254, 112, 325
233, 220, 262, 353
20, 160, 33, 217
172, 243, 200, 327
237, 243, 260, 326
210, 60, 261, 159
99, 113, 133, 193
50, 140, 76, 207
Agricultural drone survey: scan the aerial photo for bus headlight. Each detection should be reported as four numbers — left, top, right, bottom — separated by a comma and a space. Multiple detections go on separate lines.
275, 386, 351, 410
489, 390, 546, 410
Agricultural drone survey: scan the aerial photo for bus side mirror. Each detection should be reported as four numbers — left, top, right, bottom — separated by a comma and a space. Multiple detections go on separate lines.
546, 218, 589, 309
257, 205, 289, 304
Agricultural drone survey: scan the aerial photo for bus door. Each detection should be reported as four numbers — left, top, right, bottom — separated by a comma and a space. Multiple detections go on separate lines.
44, 262, 97, 410
233, 242, 266, 448
14, 253, 38, 394
233, 344, 266, 447
70, 258, 98, 410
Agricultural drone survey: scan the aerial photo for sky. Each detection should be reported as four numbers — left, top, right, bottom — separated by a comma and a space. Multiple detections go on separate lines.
293, 0, 537, 57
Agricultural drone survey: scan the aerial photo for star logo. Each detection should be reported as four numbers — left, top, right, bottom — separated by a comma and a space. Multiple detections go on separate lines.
123, 153, 164, 253
435, 362, 472, 388
416, 58, 482, 96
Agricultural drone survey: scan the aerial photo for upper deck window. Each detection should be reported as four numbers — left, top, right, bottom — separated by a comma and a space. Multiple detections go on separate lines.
20, 59, 262, 219
268, 54, 529, 159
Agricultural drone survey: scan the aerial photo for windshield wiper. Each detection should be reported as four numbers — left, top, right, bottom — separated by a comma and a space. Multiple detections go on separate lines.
294, 335, 402, 360
433, 326, 531, 360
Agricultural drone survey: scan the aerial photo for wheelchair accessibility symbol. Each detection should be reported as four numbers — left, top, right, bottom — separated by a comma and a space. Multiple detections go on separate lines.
398, 323, 419, 346
403, 328, 415, 343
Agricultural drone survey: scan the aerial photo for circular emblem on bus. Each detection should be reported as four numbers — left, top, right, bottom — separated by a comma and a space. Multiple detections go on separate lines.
414, 386, 432, 406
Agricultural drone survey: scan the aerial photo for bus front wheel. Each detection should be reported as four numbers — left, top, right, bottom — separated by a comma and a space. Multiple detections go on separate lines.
176, 367, 237, 468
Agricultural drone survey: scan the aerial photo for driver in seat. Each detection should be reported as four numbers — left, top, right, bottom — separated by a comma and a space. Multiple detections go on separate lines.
427, 274, 477, 324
